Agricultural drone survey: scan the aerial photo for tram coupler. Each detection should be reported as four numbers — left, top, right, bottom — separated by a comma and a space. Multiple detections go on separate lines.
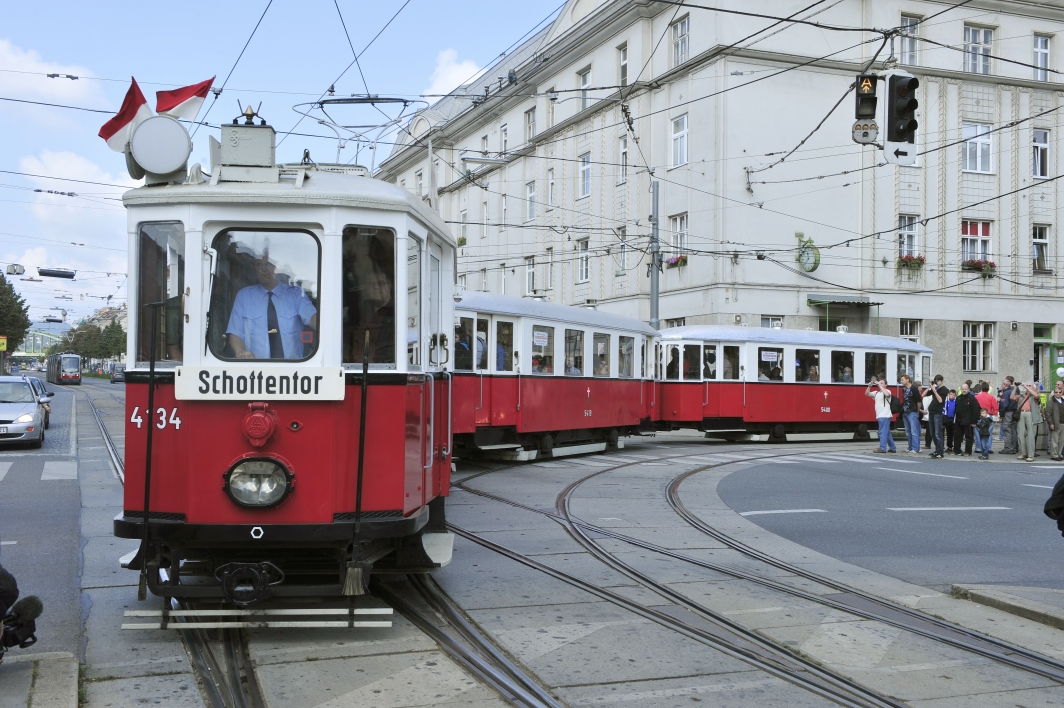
214, 562, 285, 606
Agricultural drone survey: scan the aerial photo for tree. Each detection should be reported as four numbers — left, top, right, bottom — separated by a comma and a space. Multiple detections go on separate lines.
0, 272, 31, 353
100, 319, 125, 359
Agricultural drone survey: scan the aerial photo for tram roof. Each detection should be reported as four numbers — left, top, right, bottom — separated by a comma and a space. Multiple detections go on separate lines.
659, 325, 933, 353
122, 166, 453, 245
455, 291, 658, 336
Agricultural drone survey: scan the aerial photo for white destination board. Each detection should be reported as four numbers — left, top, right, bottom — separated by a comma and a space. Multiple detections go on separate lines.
174, 366, 346, 401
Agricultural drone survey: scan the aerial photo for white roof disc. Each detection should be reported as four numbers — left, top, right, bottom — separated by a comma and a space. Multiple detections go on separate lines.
130, 115, 191, 174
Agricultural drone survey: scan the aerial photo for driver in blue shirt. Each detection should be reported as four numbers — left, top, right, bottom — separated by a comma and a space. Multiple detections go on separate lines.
227, 253, 318, 359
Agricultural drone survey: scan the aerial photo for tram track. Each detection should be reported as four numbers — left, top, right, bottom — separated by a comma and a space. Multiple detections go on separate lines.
452, 445, 1064, 703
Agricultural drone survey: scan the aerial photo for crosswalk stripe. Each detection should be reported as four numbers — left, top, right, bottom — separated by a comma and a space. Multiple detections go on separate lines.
41, 461, 77, 481
0, 462, 11, 482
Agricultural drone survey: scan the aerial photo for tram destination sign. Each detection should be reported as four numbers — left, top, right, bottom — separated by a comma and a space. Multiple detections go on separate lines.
174, 366, 346, 401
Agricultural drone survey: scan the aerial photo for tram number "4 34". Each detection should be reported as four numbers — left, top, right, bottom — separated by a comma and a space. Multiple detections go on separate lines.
130, 407, 182, 430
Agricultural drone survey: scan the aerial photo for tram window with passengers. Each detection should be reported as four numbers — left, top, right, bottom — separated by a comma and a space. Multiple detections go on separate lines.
113, 116, 456, 605
655, 325, 932, 440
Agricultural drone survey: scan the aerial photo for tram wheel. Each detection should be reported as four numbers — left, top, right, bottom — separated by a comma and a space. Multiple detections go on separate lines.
607, 429, 619, 449
539, 434, 554, 456
854, 423, 870, 440
768, 424, 787, 443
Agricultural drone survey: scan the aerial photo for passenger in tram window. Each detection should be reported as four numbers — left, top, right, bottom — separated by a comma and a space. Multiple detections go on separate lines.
342, 229, 395, 364
758, 365, 770, 382
770, 366, 783, 381
454, 320, 474, 371
666, 348, 680, 380
475, 319, 488, 370
596, 355, 609, 376
228, 252, 319, 360
807, 365, 820, 382
840, 367, 854, 382
703, 347, 716, 379
565, 356, 582, 376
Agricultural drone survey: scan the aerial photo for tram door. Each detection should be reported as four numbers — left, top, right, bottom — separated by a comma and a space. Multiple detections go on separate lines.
426, 241, 448, 499
490, 317, 517, 426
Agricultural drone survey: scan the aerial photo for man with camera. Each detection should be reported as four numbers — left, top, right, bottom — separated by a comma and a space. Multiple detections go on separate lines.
1013, 381, 1044, 462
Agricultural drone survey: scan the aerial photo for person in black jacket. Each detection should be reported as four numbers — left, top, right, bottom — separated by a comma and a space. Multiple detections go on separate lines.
952, 382, 981, 456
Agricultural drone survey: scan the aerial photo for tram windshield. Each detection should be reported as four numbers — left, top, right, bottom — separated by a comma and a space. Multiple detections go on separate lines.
136, 222, 184, 367
207, 229, 320, 362
61, 356, 79, 373
342, 227, 396, 367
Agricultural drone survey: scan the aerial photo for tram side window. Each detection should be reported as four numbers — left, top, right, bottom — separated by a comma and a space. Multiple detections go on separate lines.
683, 344, 700, 380
342, 226, 395, 367
830, 351, 854, 383
476, 318, 488, 370
455, 317, 474, 371
594, 333, 610, 376
207, 228, 319, 363
757, 348, 783, 381
408, 239, 421, 367
796, 349, 820, 382
618, 336, 634, 378
865, 352, 887, 383
137, 222, 185, 367
703, 345, 717, 379
564, 330, 584, 375
665, 345, 681, 380
898, 352, 916, 381
722, 346, 739, 380
496, 321, 513, 372
921, 356, 931, 384
531, 325, 555, 374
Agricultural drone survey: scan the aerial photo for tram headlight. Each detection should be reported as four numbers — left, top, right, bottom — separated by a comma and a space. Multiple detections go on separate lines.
224, 458, 292, 507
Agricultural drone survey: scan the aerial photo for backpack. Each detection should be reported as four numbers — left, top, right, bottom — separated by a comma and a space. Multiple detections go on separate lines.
888, 393, 902, 415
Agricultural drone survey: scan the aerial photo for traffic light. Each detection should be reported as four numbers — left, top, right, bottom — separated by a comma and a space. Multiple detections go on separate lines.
887, 73, 919, 144
855, 74, 877, 119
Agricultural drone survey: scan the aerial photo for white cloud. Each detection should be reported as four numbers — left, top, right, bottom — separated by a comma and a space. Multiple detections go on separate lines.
423, 49, 481, 98
0, 40, 104, 104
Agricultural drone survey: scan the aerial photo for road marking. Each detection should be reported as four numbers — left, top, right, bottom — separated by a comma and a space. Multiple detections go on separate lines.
767, 460, 802, 464
740, 509, 826, 516
41, 461, 77, 481
69, 393, 77, 457
0, 541, 15, 546
0, 462, 11, 481
793, 456, 845, 463
1032, 466, 1064, 470
1023, 484, 1054, 489
886, 506, 1010, 511
874, 467, 968, 479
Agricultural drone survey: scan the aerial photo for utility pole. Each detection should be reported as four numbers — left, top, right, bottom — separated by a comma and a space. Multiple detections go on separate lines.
649, 180, 660, 330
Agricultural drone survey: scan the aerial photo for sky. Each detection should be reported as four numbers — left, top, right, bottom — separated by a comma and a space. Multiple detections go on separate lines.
0, 1, 561, 327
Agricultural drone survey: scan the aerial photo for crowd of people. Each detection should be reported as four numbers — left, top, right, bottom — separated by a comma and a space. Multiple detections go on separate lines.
866, 374, 1064, 461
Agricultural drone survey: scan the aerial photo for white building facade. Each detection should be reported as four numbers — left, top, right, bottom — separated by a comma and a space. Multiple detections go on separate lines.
379, 0, 1064, 387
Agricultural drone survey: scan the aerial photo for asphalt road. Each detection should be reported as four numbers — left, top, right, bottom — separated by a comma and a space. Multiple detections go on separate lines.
716, 447, 1064, 591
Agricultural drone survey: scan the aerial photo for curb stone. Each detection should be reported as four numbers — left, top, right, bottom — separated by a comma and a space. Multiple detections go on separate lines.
953, 584, 1064, 631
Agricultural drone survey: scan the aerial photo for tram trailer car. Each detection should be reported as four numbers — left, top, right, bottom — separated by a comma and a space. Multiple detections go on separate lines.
46, 352, 81, 385
656, 325, 933, 441
112, 117, 455, 604
452, 292, 657, 458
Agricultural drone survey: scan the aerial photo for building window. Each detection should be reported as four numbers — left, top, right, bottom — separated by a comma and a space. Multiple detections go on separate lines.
577, 239, 590, 282
501, 195, 507, 231
618, 135, 628, 183
415, 170, 423, 196
524, 108, 536, 142
761, 316, 783, 329
546, 247, 554, 289
460, 210, 467, 242
500, 124, 508, 154
665, 317, 685, 329
670, 213, 688, 255
434, 160, 440, 190
458, 274, 466, 289
481, 135, 489, 155
1035, 35, 1050, 81
579, 69, 591, 111
898, 214, 918, 257
672, 115, 688, 167
962, 322, 993, 372
480, 268, 487, 290
672, 16, 689, 67
525, 256, 535, 294
578, 153, 591, 197
1033, 129, 1049, 178
900, 319, 920, 343
899, 15, 919, 66
547, 168, 555, 209
526, 181, 536, 221
616, 227, 628, 275
961, 220, 991, 262
618, 44, 628, 86
481, 200, 488, 238
962, 122, 992, 173
964, 25, 992, 74
500, 265, 506, 295
1033, 224, 1051, 272
547, 87, 556, 127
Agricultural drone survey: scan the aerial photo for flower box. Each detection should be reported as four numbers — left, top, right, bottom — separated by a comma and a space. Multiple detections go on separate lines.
665, 255, 688, 269
896, 254, 925, 270
962, 259, 996, 277
457, 236, 467, 247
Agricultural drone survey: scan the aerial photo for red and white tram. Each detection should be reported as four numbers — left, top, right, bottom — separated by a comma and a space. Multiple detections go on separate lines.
113, 115, 456, 603
655, 325, 933, 440
451, 292, 656, 458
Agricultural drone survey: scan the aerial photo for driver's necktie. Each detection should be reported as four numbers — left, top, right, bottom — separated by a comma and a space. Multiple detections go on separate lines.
267, 292, 283, 358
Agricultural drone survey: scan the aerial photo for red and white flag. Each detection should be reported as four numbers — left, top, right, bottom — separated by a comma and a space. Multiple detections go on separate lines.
98, 78, 152, 152
156, 77, 214, 122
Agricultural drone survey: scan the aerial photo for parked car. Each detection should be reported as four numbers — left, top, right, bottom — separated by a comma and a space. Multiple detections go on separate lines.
111, 364, 126, 384
0, 377, 46, 448
26, 377, 52, 429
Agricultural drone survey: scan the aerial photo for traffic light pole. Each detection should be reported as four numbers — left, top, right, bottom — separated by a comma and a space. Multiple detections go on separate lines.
650, 180, 660, 330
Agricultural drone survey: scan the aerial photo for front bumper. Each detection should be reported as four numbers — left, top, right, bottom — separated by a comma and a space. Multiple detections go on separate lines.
0, 423, 38, 441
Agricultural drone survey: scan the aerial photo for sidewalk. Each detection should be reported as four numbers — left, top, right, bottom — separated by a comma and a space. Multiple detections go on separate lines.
954, 584, 1064, 631
0, 652, 78, 708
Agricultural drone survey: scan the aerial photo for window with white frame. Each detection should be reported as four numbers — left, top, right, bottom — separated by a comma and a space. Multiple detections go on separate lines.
665, 317, 686, 329
899, 15, 919, 66
1035, 35, 1051, 81
547, 87, 556, 127
962, 122, 992, 173
525, 108, 536, 141
1033, 129, 1049, 178
460, 210, 467, 242
525, 256, 535, 294
962, 322, 994, 372
618, 44, 628, 86
577, 239, 590, 282
526, 181, 536, 221
761, 316, 783, 329
500, 265, 506, 295
481, 135, 489, 154
672, 115, 688, 167
481, 201, 488, 238
579, 69, 591, 111
670, 213, 688, 255
618, 135, 628, 183
546, 247, 554, 288
480, 268, 487, 290
578, 153, 591, 197
672, 16, 689, 67
500, 124, 508, 153
964, 26, 992, 74
459, 274, 466, 289
616, 226, 628, 275
501, 195, 507, 231
898, 214, 918, 257
547, 168, 555, 209
1033, 224, 1051, 272
415, 170, 423, 196
900, 319, 920, 343
961, 220, 991, 262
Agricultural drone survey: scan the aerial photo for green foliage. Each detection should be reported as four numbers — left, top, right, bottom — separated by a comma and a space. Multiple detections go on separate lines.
49, 318, 125, 360
0, 272, 31, 352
